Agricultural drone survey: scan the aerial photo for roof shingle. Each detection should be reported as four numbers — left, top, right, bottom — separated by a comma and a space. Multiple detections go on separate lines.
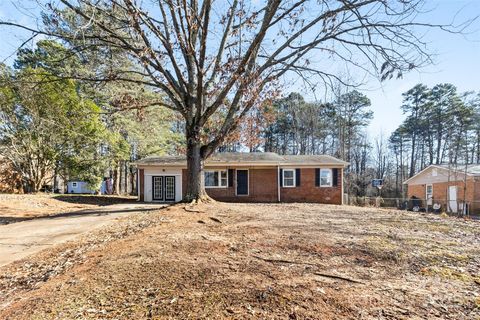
434, 164, 480, 176
136, 152, 347, 167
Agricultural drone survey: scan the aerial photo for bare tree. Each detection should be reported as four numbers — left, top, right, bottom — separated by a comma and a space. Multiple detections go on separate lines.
1, 0, 469, 201
373, 133, 389, 180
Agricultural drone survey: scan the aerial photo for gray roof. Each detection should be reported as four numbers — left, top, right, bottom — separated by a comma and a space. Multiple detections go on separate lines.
136, 152, 348, 167
209, 152, 283, 163
135, 155, 186, 166
281, 154, 348, 165
434, 164, 480, 176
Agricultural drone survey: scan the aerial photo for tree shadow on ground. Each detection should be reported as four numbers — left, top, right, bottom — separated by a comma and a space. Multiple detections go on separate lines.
0, 206, 167, 225
52, 195, 137, 206
0, 216, 32, 225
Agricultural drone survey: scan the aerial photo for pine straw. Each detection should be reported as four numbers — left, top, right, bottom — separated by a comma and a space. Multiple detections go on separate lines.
0, 203, 479, 319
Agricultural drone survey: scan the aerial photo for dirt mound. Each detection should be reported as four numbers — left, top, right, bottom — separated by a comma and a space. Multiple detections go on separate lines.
0, 194, 136, 221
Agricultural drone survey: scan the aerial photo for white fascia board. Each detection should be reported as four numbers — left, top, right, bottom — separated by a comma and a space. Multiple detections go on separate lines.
137, 162, 348, 168
279, 163, 347, 168
403, 164, 476, 185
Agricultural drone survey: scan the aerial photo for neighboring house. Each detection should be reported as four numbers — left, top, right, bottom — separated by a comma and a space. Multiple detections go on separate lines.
0, 156, 23, 193
404, 164, 480, 214
67, 180, 95, 194
135, 152, 348, 204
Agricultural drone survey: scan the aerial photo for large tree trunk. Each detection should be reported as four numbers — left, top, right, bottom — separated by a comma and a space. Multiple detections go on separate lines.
113, 164, 120, 195
184, 126, 210, 203
129, 165, 135, 195
124, 161, 129, 194
409, 133, 416, 178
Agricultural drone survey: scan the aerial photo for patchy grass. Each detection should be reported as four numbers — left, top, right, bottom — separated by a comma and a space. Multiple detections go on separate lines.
0, 203, 479, 319
364, 236, 405, 263
420, 266, 480, 283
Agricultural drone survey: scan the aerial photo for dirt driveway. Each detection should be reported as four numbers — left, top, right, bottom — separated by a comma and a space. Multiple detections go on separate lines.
0, 203, 166, 267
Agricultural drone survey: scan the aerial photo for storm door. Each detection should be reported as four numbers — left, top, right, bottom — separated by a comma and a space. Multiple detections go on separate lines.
152, 176, 164, 201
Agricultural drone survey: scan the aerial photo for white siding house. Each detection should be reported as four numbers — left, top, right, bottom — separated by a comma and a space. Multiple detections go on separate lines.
67, 181, 95, 194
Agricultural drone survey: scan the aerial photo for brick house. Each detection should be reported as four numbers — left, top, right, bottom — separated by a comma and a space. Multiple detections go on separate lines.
136, 152, 348, 204
404, 164, 480, 214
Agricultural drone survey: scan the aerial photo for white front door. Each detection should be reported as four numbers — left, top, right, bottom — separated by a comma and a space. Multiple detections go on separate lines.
448, 186, 457, 213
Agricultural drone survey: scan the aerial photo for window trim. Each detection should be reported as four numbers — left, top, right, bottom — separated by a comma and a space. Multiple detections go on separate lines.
319, 168, 333, 187
282, 169, 296, 188
204, 170, 228, 188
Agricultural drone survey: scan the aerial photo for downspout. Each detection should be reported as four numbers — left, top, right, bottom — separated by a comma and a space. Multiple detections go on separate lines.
137, 168, 140, 202
277, 164, 281, 202
341, 167, 344, 205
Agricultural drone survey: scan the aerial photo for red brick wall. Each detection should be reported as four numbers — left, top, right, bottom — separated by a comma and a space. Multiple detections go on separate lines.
407, 178, 480, 213
473, 178, 480, 214
181, 167, 343, 204
280, 168, 342, 204
139, 169, 144, 201
182, 168, 278, 202
407, 184, 426, 200
407, 180, 474, 202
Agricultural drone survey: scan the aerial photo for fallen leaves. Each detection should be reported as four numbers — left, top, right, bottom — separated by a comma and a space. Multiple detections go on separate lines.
0, 202, 479, 319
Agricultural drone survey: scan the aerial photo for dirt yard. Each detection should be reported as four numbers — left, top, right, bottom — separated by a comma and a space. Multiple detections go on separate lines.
0, 194, 136, 223
0, 203, 479, 319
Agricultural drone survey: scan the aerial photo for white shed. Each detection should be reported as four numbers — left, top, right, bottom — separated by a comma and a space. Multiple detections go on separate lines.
67, 181, 95, 194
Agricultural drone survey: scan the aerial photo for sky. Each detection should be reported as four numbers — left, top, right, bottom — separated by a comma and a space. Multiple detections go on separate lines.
0, 0, 479, 139
363, 0, 480, 137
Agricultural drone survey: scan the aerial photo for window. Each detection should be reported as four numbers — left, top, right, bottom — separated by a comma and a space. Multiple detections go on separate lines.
426, 184, 433, 199
426, 184, 433, 205
204, 170, 228, 188
220, 170, 228, 187
320, 169, 332, 187
283, 169, 295, 187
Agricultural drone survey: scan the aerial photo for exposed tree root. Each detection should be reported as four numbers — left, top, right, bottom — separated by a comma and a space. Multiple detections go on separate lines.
209, 217, 222, 223
313, 272, 365, 284
253, 255, 321, 267
191, 195, 216, 204
183, 194, 215, 213
184, 206, 203, 213
253, 255, 365, 284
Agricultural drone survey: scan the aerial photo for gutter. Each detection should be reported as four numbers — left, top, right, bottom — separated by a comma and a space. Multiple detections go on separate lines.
136, 162, 348, 168
277, 163, 281, 203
